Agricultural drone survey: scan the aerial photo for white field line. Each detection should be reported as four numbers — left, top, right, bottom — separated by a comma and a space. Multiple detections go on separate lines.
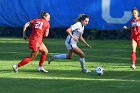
1, 76, 140, 82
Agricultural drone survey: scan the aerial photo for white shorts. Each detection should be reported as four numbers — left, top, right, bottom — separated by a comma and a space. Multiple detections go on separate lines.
65, 42, 77, 50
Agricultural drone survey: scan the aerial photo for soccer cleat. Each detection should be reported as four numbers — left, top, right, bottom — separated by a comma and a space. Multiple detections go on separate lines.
48, 56, 54, 64
37, 67, 48, 73
82, 68, 91, 73
12, 65, 18, 72
130, 64, 136, 70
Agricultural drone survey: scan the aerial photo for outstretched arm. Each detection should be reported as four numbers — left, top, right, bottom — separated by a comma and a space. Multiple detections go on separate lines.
123, 26, 131, 30
79, 34, 91, 48
23, 22, 30, 40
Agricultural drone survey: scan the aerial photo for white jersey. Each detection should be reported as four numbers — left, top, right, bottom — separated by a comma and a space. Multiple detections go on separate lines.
65, 22, 84, 45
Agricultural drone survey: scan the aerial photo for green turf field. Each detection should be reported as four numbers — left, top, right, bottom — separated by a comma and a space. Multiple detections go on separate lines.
0, 38, 140, 93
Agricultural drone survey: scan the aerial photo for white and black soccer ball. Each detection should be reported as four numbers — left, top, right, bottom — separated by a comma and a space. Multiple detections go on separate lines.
94, 67, 104, 75
123, 26, 127, 29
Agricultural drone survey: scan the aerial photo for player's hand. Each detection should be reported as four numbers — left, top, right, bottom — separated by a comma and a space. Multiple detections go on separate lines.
72, 36, 78, 42
23, 35, 28, 40
87, 45, 92, 48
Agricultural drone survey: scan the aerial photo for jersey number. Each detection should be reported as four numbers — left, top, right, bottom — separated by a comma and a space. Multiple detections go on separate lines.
35, 21, 43, 29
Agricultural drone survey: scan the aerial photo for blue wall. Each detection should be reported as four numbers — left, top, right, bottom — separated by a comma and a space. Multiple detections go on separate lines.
0, 0, 139, 30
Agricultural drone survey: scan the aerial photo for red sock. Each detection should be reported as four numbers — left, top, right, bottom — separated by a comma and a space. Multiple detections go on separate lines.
17, 57, 31, 68
131, 52, 136, 64
39, 53, 46, 67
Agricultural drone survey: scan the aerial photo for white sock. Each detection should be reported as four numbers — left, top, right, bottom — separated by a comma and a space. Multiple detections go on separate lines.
54, 54, 67, 59
80, 58, 85, 69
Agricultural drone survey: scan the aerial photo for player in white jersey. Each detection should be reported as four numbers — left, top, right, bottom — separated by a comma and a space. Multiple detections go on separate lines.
65, 21, 84, 49
48, 14, 91, 73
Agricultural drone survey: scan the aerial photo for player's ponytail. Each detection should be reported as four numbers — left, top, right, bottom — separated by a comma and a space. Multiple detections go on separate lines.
76, 14, 89, 22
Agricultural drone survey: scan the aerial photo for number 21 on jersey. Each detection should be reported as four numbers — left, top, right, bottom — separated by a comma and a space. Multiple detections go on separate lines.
35, 21, 43, 29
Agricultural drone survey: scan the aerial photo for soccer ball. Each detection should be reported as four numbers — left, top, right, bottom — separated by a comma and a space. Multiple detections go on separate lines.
123, 26, 127, 29
94, 67, 104, 75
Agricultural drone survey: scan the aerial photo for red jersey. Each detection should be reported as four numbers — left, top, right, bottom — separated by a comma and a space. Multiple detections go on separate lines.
130, 18, 140, 40
29, 18, 50, 45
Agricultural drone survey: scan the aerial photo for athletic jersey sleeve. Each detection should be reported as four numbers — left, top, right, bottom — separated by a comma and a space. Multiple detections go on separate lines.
71, 22, 82, 31
30, 19, 36, 25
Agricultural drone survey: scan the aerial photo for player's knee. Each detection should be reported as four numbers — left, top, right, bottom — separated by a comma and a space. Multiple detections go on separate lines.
29, 56, 36, 61
30, 57, 34, 61
67, 57, 72, 59
132, 50, 136, 53
44, 51, 48, 55
42, 50, 48, 55
80, 53, 85, 58
66, 54, 72, 59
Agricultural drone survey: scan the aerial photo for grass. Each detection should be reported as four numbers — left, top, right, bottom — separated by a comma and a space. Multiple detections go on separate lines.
0, 38, 140, 93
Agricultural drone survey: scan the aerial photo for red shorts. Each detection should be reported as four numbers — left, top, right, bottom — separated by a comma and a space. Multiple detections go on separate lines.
131, 35, 140, 45
29, 41, 41, 51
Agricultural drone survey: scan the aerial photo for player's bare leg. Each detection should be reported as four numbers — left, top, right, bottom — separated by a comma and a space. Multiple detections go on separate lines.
72, 47, 90, 73
38, 43, 48, 73
131, 39, 137, 69
67, 49, 74, 59
13, 51, 39, 72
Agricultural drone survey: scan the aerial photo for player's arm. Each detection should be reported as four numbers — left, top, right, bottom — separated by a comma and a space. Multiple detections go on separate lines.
44, 29, 49, 37
23, 22, 30, 40
123, 26, 131, 30
66, 27, 78, 42
79, 33, 91, 48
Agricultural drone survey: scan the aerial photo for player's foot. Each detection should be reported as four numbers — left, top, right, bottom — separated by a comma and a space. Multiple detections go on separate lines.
12, 64, 18, 72
37, 67, 48, 73
48, 56, 54, 64
130, 64, 136, 70
82, 68, 91, 73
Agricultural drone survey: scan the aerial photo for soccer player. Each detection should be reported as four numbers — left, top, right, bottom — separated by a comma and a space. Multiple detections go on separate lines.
123, 8, 140, 69
13, 11, 50, 73
48, 14, 91, 73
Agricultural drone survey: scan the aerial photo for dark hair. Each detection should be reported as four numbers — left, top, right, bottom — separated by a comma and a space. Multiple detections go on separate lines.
131, 7, 139, 13
41, 11, 49, 18
76, 14, 89, 22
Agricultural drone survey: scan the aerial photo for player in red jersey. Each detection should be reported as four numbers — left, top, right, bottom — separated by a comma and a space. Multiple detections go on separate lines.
123, 8, 140, 69
13, 11, 50, 73
130, 8, 140, 69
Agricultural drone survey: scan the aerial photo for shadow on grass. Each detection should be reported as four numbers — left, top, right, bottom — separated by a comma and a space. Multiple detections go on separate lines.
0, 38, 133, 64
0, 71, 140, 93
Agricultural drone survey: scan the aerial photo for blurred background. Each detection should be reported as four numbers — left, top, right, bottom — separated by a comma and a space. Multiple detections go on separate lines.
0, 0, 139, 39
